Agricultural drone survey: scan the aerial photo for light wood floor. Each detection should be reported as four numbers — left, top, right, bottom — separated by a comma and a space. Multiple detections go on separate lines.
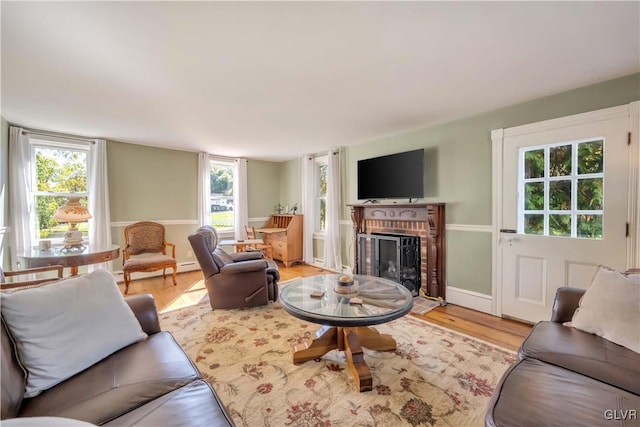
120, 263, 532, 351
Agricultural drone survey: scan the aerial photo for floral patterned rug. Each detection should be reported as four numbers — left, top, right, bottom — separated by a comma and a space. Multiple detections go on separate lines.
160, 300, 516, 427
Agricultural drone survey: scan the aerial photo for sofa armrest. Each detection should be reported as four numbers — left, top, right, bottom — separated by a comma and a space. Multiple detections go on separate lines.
229, 251, 263, 262
550, 286, 586, 323
125, 294, 161, 335
220, 259, 267, 275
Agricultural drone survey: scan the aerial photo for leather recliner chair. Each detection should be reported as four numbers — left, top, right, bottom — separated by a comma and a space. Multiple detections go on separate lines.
188, 225, 279, 309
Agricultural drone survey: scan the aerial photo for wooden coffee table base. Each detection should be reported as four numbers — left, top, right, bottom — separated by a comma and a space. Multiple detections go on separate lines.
292, 325, 397, 392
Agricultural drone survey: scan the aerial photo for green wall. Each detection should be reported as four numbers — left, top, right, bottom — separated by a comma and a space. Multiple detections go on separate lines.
106, 140, 283, 267
247, 159, 281, 218
281, 73, 640, 295
280, 157, 301, 212
108, 141, 198, 222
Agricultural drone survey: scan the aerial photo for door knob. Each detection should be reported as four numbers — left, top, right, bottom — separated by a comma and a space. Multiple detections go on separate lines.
500, 229, 518, 246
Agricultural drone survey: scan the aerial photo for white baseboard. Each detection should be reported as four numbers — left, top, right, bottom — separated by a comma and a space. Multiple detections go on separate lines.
113, 261, 201, 283
446, 286, 493, 315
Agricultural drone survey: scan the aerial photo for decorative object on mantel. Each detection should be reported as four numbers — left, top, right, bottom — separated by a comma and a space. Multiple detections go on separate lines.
53, 196, 92, 252
289, 203, 298, 214
274, 203, 284, 214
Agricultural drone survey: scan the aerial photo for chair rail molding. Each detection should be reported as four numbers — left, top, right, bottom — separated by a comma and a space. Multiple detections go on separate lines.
446, 224, 492, 233
111, 219, 198, 227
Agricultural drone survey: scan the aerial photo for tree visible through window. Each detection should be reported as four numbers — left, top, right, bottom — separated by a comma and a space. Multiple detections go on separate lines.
520, 139, 604, 239
315, 156, 328, 232
32, 142, 89, 240
209, 159, 235, 230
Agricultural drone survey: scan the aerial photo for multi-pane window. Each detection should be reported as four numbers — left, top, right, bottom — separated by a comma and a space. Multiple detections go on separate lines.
315, 156, 328, 232
209, 158, 235, 231
31, 139, 89, 241
519, 139, 604, 239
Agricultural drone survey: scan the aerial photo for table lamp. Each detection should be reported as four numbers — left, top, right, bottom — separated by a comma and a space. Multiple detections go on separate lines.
53, 196, 92, 251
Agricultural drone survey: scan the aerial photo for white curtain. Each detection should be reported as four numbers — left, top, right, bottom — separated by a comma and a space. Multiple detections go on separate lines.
197, 152, 211, 227
234, 158, 248, 240
301, 155, 315, 264
88, 139, 112, 271
324, 149, 342, 271
8, 127, 33, 269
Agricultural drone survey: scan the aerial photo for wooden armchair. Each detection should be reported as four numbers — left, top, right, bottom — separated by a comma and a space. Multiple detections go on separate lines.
0, 265, 64, 289
122, 221, 177, 294
244, 225, 272, 259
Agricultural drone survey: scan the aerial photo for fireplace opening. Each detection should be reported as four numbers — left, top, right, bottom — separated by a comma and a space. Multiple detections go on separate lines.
357, 233, 421, 296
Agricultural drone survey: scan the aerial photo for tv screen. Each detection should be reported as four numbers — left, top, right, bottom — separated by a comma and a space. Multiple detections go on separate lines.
357, 149, 424, 200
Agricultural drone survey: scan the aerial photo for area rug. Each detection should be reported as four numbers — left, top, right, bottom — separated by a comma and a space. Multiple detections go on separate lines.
160, 300, 516, 427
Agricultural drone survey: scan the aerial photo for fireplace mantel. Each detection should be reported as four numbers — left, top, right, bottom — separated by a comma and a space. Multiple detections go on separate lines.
348, 203, 446, 299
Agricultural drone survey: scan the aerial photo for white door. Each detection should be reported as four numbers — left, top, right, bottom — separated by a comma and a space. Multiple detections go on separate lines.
496, 106, 631, 323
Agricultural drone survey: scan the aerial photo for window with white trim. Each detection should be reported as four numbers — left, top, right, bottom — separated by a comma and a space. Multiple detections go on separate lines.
30, 138, 90, 243
519, 138, 604, 239
315, 156, 328, 233
209, 158, 236, 231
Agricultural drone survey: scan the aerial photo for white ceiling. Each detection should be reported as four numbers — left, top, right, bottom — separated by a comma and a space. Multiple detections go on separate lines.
2, 2, 638, 161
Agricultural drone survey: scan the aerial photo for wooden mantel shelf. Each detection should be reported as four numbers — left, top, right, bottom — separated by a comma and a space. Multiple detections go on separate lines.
347, 203, 446, 299
348, 202, 444, 208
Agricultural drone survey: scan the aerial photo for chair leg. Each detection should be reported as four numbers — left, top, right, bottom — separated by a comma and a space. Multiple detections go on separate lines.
172, 266, 177, 286
163, 268, 166, 279
124, 272, 130, 295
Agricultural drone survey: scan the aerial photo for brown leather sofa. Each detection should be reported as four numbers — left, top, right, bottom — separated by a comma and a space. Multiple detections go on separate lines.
1, 294, 235, 426
188, 225, 279, 309
486, 287, 640, 427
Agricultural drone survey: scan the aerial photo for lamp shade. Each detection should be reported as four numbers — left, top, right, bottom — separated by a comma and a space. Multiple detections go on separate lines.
53, 197, 92, 223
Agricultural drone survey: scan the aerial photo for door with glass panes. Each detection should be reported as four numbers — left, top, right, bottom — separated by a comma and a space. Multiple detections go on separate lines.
497, 107, 629, 323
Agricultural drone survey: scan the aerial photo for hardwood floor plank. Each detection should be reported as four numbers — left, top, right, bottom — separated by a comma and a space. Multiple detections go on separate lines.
120, 263, 531, 351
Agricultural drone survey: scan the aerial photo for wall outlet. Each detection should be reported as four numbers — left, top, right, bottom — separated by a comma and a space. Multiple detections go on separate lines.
186, 250, 193, 258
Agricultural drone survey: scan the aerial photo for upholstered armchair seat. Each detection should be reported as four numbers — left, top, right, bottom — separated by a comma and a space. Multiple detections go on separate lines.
123, 254, 177, 271
188, 225, 279, 309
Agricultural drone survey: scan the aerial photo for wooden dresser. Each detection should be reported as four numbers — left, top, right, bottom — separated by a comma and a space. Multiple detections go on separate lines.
257, 215, 303, 267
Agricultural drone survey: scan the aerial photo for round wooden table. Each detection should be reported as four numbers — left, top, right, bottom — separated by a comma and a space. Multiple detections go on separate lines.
279, 274, 413, 392
19, 244, 120, 276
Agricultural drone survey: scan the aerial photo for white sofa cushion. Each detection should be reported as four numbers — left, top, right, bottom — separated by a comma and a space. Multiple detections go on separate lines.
567, 266, 639, 353
0, 269, 147, 397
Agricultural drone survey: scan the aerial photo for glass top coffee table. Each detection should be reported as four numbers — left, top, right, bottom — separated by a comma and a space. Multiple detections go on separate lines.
279, 274, 413, 392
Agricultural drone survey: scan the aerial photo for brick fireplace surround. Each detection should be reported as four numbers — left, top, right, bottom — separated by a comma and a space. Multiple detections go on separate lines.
348, 203, 446, 299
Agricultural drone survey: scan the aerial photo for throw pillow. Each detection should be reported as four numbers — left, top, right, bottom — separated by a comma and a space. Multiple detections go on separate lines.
566, 266, 639, 353
0, 269, 147, 397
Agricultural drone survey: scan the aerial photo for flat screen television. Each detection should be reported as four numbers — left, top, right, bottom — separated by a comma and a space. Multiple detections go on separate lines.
357, 149, 424, 201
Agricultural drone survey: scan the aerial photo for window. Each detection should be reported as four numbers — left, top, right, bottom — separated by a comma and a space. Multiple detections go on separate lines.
519, 138, 604, 239
31, 138, 90, 242
315, 156, 328, 232
209, 158, 235, 231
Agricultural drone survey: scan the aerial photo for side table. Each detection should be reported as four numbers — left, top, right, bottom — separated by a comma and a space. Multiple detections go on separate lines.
19, 244, 120, 276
